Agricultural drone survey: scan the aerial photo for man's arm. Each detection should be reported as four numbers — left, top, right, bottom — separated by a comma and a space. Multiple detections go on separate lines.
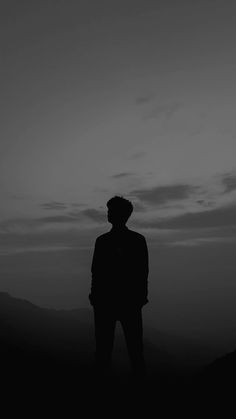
89, 237, 101, 306
143, 238, 149, 304
140, 236, 149, 305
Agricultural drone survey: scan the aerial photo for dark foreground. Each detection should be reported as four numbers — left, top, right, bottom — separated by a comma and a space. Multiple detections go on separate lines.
0, 292, 235, 415
1, 360, 235, 417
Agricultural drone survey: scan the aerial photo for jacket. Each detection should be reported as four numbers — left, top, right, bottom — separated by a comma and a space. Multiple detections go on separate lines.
89, 226, 149, 308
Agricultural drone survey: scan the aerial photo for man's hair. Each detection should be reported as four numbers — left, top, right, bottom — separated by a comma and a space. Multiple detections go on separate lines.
106, 195, 133, 222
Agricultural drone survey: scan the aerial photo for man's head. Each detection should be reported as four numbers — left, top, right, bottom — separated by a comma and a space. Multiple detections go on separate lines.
106, 195, 133, 227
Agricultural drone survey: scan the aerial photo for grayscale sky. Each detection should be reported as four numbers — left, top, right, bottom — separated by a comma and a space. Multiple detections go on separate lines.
1, 0, 236, 347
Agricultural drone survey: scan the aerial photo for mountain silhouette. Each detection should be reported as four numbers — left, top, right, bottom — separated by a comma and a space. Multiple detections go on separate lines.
202, 348, 236, 388
0, 292, 215, 377
0, 291, 230, 412
0, 292, 173, 380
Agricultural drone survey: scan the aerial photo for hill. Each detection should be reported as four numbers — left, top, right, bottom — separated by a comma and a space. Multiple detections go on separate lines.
0, 291, 229, 411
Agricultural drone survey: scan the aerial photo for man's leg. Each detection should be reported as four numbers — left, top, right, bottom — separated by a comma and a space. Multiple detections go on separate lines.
93, 307, 116, 376
120, 308, 146, 378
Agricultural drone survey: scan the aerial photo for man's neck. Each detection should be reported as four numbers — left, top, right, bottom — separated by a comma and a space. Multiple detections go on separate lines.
111, 224, 128, 232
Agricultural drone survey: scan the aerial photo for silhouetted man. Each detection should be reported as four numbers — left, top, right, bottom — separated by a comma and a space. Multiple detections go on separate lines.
89, 196, 149, 379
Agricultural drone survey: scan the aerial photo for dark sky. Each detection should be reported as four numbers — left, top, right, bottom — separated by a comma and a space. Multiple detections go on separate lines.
1, 0, 236, 347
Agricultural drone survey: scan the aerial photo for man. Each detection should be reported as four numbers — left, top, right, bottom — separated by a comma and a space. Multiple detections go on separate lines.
89, 195, 149, 378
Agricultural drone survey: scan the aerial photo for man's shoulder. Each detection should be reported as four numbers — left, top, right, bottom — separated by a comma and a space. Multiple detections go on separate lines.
127, 228, 146, 241
95, 229, 146, 242
95, 231, 111, 242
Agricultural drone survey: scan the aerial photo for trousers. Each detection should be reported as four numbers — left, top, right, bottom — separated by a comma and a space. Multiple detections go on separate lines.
93, 305, 145, 376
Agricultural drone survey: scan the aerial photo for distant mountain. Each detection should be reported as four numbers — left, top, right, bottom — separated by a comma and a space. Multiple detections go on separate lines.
0, 292, 171, 375
1, 291, 235, 412
0, 292, 220, 386
203, 349, 236, 384
0, 292, 93, 364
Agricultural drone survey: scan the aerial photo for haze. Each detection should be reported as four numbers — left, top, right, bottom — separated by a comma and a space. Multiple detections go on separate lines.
1, 0, 236, 349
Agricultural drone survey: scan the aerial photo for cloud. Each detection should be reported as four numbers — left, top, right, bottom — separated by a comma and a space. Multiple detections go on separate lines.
143, 102, 182, 120
39, 215, 79, 223
0, 218, 41, 232
0, 227, 99, 251
135, 95, 153, 105
0, 225, 102, 256
111, 172, 134, 179
170, 236, 236, 247
70, 202, 87, 208
222, 172, 236, 193
162, 205, 236, 229
40, 201, 67, 210
10, 193, 32, 200
0, 245, 72, 256
130, 183, 197, 206
80, 208, 106, 223
134, 204, 236, 230
69, 208, 106, 223
133, 202, 147, 213
129, 151, 146, 160
0, 206, 107, 233
0, 215, 80, 232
